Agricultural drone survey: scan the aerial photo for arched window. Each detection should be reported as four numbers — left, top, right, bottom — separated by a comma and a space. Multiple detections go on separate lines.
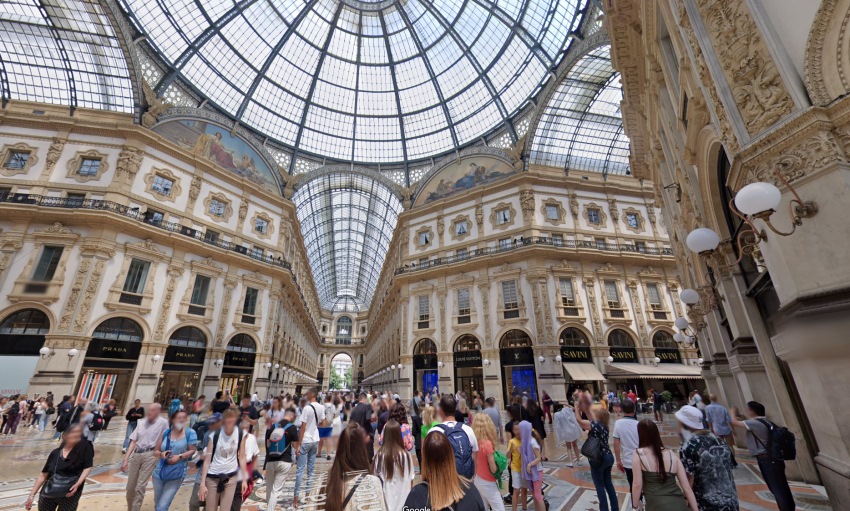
454, 335, 481, 352
92, 318, 143, 343
168, 327, 207, 348
227, 334, 257, 353
336, 316, 352, 345
607, 329, 635, 348
652, 331, 678, 349
500, 329, 532, 349
0, 309, 50, 335
414, 338, 437, 355
559, 328, 589, 347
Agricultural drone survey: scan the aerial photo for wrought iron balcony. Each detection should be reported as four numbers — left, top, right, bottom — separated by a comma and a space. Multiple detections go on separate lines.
395, 236, 674, 275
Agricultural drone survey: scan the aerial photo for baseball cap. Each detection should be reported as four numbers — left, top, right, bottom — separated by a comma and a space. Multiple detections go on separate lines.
675, 405, 704, 430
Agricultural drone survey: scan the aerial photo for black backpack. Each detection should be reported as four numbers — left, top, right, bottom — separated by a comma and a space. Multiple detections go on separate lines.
7, 402, 19, 417
755, 419, 796, 461
88, 412, 105, 431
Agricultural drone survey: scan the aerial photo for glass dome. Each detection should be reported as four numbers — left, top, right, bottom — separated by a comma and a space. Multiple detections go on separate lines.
118, 0, 587, 164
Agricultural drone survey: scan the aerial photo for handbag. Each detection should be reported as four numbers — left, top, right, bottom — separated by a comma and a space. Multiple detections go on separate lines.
157, 430, 186, 481
41, 452, 78, 498
580, 435, 603, 465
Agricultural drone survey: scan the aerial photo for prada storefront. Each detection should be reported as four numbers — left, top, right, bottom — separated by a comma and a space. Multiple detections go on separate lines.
77, 317, 143, 409
156, 326, 207, 403
559, 328, 604, 396
220, 334, 257, 399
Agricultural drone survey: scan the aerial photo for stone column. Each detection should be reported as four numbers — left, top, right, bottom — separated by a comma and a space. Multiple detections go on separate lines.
481, 348, 503, 409
28, 335, 88, 398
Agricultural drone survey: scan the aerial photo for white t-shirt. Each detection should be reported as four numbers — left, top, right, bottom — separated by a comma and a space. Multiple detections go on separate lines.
300, 402, 325, 444
375, 452, 414, 511
431, 420, 479, 452
324, 402, 338, 423
612, 417, 640, 470
207, 429, 240, 475
237, 432, 260, 482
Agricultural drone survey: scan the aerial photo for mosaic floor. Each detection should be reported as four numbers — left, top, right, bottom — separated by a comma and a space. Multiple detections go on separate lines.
0, 414, 831, 510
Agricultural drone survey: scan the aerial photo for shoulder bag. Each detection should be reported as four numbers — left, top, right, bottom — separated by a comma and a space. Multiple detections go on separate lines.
41, 451, 79, 498
580, 435, 603, 465
157, 430, 187, 481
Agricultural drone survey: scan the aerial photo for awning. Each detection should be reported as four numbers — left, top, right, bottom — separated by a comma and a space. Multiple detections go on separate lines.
605, 363, 703, 380
562, 363, 606, 381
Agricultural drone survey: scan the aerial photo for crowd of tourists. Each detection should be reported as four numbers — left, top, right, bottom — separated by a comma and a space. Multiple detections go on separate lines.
6, 386, 798, 511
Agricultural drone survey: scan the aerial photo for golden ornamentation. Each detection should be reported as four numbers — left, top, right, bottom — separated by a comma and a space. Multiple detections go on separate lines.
141, 82, 173, 128
0, 143, 39, 177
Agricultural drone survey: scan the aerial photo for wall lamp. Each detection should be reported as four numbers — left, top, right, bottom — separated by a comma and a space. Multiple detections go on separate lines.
673, 317, 697, 348
555, 355, 562, 363
152, 354, 161, 363
68, 348, 79, 358
679, 287, 720, 332
686, 167, 817, 268
663, 182, 682, 203
606, 356, 614, 363
264, 362, 272, 369
214, 359, 224, 367
39, 347, 55, 359
650, 356, 662, 366
483, 359, 491, 367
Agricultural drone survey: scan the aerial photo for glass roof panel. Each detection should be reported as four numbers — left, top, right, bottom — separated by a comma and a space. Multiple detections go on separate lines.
0, 0, 134, 112
530, 45, 631, 176
293, 171, 403, 310
119, 0, 586, 164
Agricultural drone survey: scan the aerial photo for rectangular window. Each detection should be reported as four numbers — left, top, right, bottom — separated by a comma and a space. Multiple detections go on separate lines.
144, 209, 164, 224
189, 275, 211, 315
502, 280, 519, 318
204, 229, 220, 244
66, 193, 86, 207
456, 247, 468, 260
242, 287, 259, 324
151, 174, 174, 196
209, 199, 226, 217
552, 234, 564, 246
496, 208, 511, 225
499, 238, 511, 249
4, 150, 30, 170
605, 280, 624, 317
646, 283, 666, 318
635, 241, 647, 253
587, 208, 601, 224
596, 237, 607, 250
455, 221, 468, 236
545, 204, 559, 220
255, 217, 269, 234
457, 288, 471, 323
251, 246, 264, 259
32, 246, 63, 282
626, 213, 639, 229
418, 231, 430, 245
418, 295, 430, 329
122, 258, 151, 294
77, 158, 101, 176
559, 277, 579, 316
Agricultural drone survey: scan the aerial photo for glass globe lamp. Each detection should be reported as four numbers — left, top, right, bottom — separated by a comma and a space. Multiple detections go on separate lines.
686, 228, 721, 254
735, 182, 781, 216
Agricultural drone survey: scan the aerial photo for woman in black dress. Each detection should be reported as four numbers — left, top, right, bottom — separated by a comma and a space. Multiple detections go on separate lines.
25, 424, 94, 511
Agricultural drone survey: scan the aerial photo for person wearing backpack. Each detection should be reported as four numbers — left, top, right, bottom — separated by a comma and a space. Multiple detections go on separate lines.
293, 387, 325, 508
198, 408, 248, 511
81, 404, 104, 443
730, 401, 796, 511
433, 395, 478, 479
264, 408, 298, 511
152, 410, 198, 511
470, 412, 506, 511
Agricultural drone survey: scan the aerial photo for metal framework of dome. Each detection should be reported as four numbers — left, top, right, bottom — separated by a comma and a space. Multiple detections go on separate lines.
529, 44, 630, 176
118, 0, 587, 166
0, 0, 134, 112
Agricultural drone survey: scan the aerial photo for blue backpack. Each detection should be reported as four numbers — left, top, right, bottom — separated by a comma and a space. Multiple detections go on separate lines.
268, 423, 294, 456
436, 422, 474, 478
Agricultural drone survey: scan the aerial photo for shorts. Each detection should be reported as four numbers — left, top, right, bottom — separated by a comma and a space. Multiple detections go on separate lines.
511, 470, 528, 490
653, 403, 662, 411
318, 426, 333, 438
529, 479, 543, 501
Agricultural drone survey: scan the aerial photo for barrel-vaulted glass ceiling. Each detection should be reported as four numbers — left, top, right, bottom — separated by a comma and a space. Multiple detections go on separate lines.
0, 0, 134, 112
118, 0, 587, 164
529, 44, 630, 176
293, 172, 403, 311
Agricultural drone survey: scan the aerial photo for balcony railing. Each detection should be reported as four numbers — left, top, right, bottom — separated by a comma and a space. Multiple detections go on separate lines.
395, 237, 674, 275
2, 193, 292, 270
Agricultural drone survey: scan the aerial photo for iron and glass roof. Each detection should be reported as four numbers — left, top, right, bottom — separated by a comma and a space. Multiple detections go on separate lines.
118, 0, 586, 165
529, 44, 630, 176
293, 171, 403, 311
0, 0, 134, 112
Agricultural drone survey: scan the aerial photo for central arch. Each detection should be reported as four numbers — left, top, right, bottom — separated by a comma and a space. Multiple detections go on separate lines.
329, 352, 353, 390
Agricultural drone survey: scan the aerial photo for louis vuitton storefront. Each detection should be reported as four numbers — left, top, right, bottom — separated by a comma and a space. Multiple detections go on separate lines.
77, 317, 144, 409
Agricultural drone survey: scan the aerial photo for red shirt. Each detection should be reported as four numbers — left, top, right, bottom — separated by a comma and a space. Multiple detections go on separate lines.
475, 440, 496, 482
627, 392, 636, 402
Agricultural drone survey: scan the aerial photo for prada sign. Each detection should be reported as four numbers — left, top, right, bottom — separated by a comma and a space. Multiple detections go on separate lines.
560, 346, 592, 363
86, 338, 142, 360
655, 348, 681, 364
453, 350, 482, 368
500, 347, 535, 366
165, 345, 206, 365
609, 347, 638, 363
413, 353, 437, 370
224, 351, 256, 368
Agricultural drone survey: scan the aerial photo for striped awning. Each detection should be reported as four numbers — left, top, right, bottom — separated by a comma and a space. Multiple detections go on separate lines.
605, 363, 703, 380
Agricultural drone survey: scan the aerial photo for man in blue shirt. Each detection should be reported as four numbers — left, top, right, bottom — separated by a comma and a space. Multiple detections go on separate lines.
704, 394, 736, 465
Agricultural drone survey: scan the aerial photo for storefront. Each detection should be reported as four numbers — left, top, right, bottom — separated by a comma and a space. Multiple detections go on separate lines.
453, 335, 483, 398
412, 338, 438, 394
605, 328, 643, 396
77, 317, 143, 408
219, 334, 256, 399
500, 329, 538, 405
155, 326, 207, 403
0, 309, 49, 396
558, 327, 604, 396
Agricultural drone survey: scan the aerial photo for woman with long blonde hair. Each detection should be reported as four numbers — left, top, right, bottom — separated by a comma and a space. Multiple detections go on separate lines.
420, 405, 439, 438
404, 431, 485, 510
471, 412, 505, 511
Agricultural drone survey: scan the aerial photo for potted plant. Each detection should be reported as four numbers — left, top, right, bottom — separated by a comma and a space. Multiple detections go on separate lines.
661, 390, 673, 412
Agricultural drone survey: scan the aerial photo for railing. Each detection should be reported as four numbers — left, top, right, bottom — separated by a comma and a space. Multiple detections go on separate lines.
2, 193, 293, 271
395, 236, 674, 275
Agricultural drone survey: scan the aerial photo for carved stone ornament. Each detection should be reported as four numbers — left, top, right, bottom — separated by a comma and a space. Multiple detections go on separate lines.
540, 198, 566, 225
144, 167, 182, 202
66, 149, 109, 183
694, 0, 794, 135
116, 146, 143, 180
238, 200, 249, 226
519, 189, 535, 221
203, 192, 234, 223
37, 222, 73, 235
804, 0, 850, 105
188, 176, 202, 207
141, 81, 174, 128
568, 193, 579, 218
475, 203, 484, 228
608, 199, 620, 222
44, 138, 65, 174
0, 143, 39, 177
582, 202, 608, 230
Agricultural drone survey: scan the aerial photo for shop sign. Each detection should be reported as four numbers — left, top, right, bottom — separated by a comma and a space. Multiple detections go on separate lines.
165, 345, 206, 365
86, 338, 142, 360
224, 351, 255, 368
655, 348, 681, 363
609, 347, 638, 363
500, 347, 535, 366
453, 350, 482, 368
413, 353, 437, 370
560, 346, 592, 363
